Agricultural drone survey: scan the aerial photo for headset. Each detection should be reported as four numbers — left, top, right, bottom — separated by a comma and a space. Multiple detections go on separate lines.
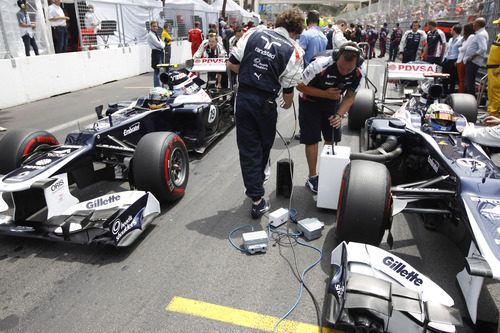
332, 44, 363, 67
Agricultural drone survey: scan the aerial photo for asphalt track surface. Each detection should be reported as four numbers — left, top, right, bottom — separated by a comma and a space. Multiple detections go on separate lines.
0, 57, 498, 333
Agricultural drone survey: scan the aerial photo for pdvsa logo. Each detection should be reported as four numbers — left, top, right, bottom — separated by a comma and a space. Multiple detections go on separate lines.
397, 64, 435, 72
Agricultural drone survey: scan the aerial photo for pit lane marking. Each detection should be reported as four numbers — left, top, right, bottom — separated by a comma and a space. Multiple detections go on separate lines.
165, 296, 341, 332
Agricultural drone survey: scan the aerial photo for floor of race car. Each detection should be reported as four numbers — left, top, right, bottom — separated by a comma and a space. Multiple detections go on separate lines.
0, 58, 497, 333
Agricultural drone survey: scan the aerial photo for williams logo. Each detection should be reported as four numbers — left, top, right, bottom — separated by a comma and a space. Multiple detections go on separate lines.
260, 36, 281, 50
123, 122, 140, 136
86, 194, 121, 209
383, 256, 423, 286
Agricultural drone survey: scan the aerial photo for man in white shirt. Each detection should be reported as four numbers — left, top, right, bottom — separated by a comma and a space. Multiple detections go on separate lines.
464, 17, 489, 94
147, 21, 165, 87
329, 19, 348, 51
48, 0, 69, 53
16, 0, 39, 56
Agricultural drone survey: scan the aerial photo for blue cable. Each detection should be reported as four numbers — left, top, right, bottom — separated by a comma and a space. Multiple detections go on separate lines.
228, 224, 254, 252
269, 231, 323, 333
287, 208, 298, 223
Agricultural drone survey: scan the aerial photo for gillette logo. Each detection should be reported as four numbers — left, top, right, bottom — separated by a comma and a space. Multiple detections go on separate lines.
383, 256, 423, 286
86, 194, 121, 209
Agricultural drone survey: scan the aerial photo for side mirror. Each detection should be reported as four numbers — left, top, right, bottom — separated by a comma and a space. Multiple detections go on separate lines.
95, 105, 104, 119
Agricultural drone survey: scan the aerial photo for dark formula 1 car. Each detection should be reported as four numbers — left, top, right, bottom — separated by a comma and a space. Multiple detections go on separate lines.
0, 60, 234, 247
331, 75, 499, 327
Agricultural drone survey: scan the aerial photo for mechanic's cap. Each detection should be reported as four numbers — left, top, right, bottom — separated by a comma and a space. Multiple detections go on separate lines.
494, 18, 500, 24
148, 86, 169, 109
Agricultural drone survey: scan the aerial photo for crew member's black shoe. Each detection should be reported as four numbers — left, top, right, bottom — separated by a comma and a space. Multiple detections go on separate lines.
251, 199, 270, 219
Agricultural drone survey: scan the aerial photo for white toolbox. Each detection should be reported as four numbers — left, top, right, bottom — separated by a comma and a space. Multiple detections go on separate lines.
316, 145, 351, 210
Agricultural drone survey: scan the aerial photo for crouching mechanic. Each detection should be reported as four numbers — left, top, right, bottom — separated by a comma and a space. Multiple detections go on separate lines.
297, 42, 364, 193
227, 7, 304, 218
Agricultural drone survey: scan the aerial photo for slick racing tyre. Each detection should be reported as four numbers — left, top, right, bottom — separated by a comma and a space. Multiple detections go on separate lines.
348, 88, 376, 131
447, 93, 478, 123
0, 128, 58, 174
335, 160, 392, 246
133, 132, 189, 203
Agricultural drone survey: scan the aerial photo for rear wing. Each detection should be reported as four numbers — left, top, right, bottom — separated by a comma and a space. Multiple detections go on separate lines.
386, 62, 438, 81
188, 58, 228, 73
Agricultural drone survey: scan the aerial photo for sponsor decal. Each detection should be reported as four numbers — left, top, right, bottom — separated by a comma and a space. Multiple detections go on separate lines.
427, 155, 439, 173
111, 215, 138, 242
50, 178, 65, 192
253, 72, 262, 80
208, 105, 217, 124
254, 46, 276, 59
15, 171, 30, 178
438, 141, 448, 145
383, 256, 423, 286
481, 205, 500, 220
260, 35, 282, 50
389, 63, 397, 71
252, 58, 268, 71
86, 194, 121, 209
35, 158, 52, 166
471, 197, 500, 205
396, 64, 435, 72
123, 122, 140, 136
47, 148, 73, 158
195, 58, 226, 64
22, 165, 43, 170
457, 158, 486, 169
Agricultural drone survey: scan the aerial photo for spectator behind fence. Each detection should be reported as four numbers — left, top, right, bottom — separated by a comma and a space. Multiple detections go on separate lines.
464, 17, 489, 95
188, 21, 203, 57
162, 23, 172, 64
17, 0, 39, 56
48, 0, 69, 53
147, 21, 164, 87
85, 4, 100, 33
457, 23, 474, 93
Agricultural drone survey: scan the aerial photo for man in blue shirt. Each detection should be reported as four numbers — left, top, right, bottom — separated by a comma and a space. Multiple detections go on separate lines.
442, 24, 462, 93
300, 10, 327, 66
464, 17, 489, 95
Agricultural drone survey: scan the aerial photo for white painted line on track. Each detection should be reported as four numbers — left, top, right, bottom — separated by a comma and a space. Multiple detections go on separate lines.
46, 114, 96, 133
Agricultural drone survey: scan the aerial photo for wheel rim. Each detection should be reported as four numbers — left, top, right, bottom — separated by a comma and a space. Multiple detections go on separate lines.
169, 146, 187, 187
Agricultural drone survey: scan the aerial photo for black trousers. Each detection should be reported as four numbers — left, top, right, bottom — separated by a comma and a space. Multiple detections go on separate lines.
465, 62, 479, 95
22, 34, 39, 56
53, 26, 67, 53
235, 90, 277, 201
441, 58, 458, 94
389, 42, 400, 61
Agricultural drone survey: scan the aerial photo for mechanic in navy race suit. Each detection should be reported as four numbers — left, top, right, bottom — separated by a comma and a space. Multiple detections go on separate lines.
227, 8, 305, 218
297, 42, 365, 194
423, 20, 447, 65
399, 21, 427, 63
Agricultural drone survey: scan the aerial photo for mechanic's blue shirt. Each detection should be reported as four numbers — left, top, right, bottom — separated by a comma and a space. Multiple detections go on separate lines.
402, 31, 424, 55
426, 29, 446, 58
300, 51, 364, 103
299, 26, 327, 66
229, 26, 303, 95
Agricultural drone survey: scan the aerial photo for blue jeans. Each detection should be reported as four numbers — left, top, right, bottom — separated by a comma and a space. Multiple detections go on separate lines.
153, 68, 161, 87
465, 62, 479, 95
53, 26, 68, 53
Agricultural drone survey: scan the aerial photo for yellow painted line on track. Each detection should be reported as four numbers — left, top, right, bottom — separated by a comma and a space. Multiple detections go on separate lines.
165, 296, 341, 333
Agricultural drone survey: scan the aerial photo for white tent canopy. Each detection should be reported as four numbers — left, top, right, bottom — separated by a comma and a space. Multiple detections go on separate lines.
212, 0, 253, 18
164, 0, 218, 12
